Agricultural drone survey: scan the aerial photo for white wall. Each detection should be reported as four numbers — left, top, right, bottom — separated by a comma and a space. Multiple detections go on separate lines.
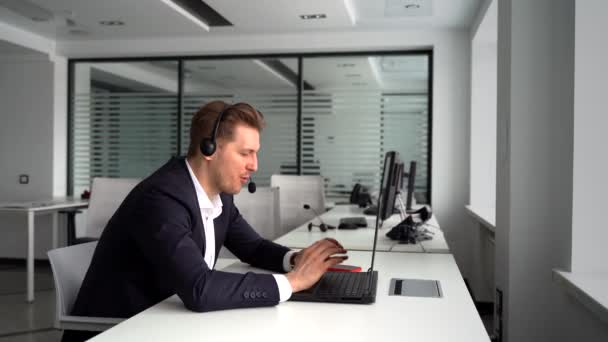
0, 53, 60, 258
469, 0, 497, 210
53, 29, 473, 278
571, 0, 608, 275
468, 0, 497, 304
496, 0, 608, 341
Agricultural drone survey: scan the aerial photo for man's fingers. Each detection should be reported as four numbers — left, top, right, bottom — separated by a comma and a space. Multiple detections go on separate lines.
323, 237, 344, 249
324, 256, 349, 268
305, 238, 345, 256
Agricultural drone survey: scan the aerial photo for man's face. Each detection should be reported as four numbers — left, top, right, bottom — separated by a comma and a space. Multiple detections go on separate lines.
211, 124, 259, 195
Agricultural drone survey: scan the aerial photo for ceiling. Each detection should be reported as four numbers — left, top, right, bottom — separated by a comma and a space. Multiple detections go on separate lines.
0, 0, 477, 97
0, 0, 481, 41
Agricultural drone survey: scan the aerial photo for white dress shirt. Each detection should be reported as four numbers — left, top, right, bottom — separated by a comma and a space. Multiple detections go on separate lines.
185, 160, 294, 302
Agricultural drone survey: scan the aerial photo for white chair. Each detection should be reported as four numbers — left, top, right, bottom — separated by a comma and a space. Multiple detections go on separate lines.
47, 242, 123, 331
270, 175, 326, 234
219, 187, 281, 259
77, 177, 141, 242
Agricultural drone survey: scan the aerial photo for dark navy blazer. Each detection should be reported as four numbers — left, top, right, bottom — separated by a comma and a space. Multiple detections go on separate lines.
70, 157, 290, 319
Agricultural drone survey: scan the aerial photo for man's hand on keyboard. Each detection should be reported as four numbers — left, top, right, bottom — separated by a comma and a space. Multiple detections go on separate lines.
286, 238, 348, 292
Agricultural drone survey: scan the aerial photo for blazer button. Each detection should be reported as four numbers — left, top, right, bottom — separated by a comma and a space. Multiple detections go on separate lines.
256, 291, 262, 298
244, 291, 250, 299
262, 291, 268, 298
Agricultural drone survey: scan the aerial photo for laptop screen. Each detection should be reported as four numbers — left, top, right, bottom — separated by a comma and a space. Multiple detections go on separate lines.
369, 151, 400, 273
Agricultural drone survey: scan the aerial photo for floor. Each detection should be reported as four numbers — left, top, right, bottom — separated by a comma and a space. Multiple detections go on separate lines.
0, 261, 62, 342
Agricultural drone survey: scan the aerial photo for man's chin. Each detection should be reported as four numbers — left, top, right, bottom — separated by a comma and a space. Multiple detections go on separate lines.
224, 185, 242, 195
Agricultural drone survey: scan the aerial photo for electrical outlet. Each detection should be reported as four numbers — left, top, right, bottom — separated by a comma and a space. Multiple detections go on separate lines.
19, 174, 29, 184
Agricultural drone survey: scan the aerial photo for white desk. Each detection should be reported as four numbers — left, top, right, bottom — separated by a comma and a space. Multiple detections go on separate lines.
274, 204, 404, 251
0, 197, 88, 302
274, 204, 449, 253
90, 251, 490, 342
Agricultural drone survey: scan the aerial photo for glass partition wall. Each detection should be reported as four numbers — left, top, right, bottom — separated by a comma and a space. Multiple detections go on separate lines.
71, 62, 178, 198
301, 54, 430, 201
69, 52, 431, 203
179, 58, 298, 186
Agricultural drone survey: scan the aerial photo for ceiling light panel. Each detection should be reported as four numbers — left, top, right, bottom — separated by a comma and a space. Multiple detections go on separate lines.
299, 13, 326, 20
205, 0, 352, 30
384, 0, 432, 17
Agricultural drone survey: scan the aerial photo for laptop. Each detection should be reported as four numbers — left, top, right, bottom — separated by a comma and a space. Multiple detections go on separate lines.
289, 151, 401, 305
289, 211, 381, 303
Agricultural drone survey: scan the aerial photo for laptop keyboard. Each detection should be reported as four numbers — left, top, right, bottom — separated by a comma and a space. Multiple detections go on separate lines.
316, 271, 370, 297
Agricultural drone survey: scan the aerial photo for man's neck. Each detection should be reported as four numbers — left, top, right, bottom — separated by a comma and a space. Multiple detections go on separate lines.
186, 156, 219, 198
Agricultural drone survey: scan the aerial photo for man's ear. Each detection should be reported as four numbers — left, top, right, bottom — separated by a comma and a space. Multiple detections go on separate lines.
202, 151, 216, 161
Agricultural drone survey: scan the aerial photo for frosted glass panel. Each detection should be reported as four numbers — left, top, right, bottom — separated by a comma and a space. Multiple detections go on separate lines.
301, 55, 430, 202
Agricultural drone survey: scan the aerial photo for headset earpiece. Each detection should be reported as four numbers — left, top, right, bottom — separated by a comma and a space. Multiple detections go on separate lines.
200, 137, 216, 157
200, 105, 230, 157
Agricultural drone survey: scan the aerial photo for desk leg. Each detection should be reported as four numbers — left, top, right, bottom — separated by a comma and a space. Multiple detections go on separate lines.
27, 211, 35, 303
52, 212, 59, 249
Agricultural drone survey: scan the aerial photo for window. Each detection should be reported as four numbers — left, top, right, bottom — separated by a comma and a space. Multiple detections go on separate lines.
69, 52, 432, 203
71, 62, 178, 197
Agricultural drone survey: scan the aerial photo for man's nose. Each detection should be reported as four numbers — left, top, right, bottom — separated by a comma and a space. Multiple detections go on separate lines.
248, 154, 258, 172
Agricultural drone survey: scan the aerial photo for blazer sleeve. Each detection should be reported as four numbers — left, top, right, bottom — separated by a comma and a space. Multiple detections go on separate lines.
129, 187, 281, 313
222, 201, 291, 273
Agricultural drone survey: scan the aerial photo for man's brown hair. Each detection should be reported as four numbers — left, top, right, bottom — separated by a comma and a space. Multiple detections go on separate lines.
187, 101, 265, 157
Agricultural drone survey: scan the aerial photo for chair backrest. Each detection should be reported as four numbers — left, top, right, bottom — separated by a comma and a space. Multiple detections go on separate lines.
48, 242, 97, 318
270, 175, 326, 233
234, 186, 281, 239
85, 177, 140, 238
219, 187, 281, 259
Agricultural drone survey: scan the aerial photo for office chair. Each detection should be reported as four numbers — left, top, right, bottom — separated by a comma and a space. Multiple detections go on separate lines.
219, 187, 281, 259
73, 177, 140, 244
270, 175, 326, 234
47, 242, 123, 331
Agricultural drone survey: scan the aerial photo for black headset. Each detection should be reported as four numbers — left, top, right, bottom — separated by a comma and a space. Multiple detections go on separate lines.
199, 105, 232, 157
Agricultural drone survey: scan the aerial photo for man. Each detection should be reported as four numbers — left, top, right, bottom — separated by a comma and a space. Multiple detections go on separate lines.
63, 101, 347, 342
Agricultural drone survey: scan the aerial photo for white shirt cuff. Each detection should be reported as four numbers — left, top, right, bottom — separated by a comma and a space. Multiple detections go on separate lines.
282, 250, 297, 271
272, 274, 293, 302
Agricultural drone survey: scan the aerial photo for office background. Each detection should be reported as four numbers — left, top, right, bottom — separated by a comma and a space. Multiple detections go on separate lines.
0, 1, 607, 342
68, 53, 431, 202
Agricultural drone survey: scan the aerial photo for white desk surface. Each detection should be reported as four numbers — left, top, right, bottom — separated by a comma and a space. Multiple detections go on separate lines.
91, 251, 489, 342
0, 197, 88, 213
274, 204, 405, 251
0, 196, 89, 302
274, 204, 449, 253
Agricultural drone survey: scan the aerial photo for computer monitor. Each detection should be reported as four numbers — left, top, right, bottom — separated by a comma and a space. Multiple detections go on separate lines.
377, 151, 401, 222
395, 162, 405, 193
405, 161, 417, 212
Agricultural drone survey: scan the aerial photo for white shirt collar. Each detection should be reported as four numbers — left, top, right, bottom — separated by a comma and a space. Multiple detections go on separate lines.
185, 159, 223, 214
